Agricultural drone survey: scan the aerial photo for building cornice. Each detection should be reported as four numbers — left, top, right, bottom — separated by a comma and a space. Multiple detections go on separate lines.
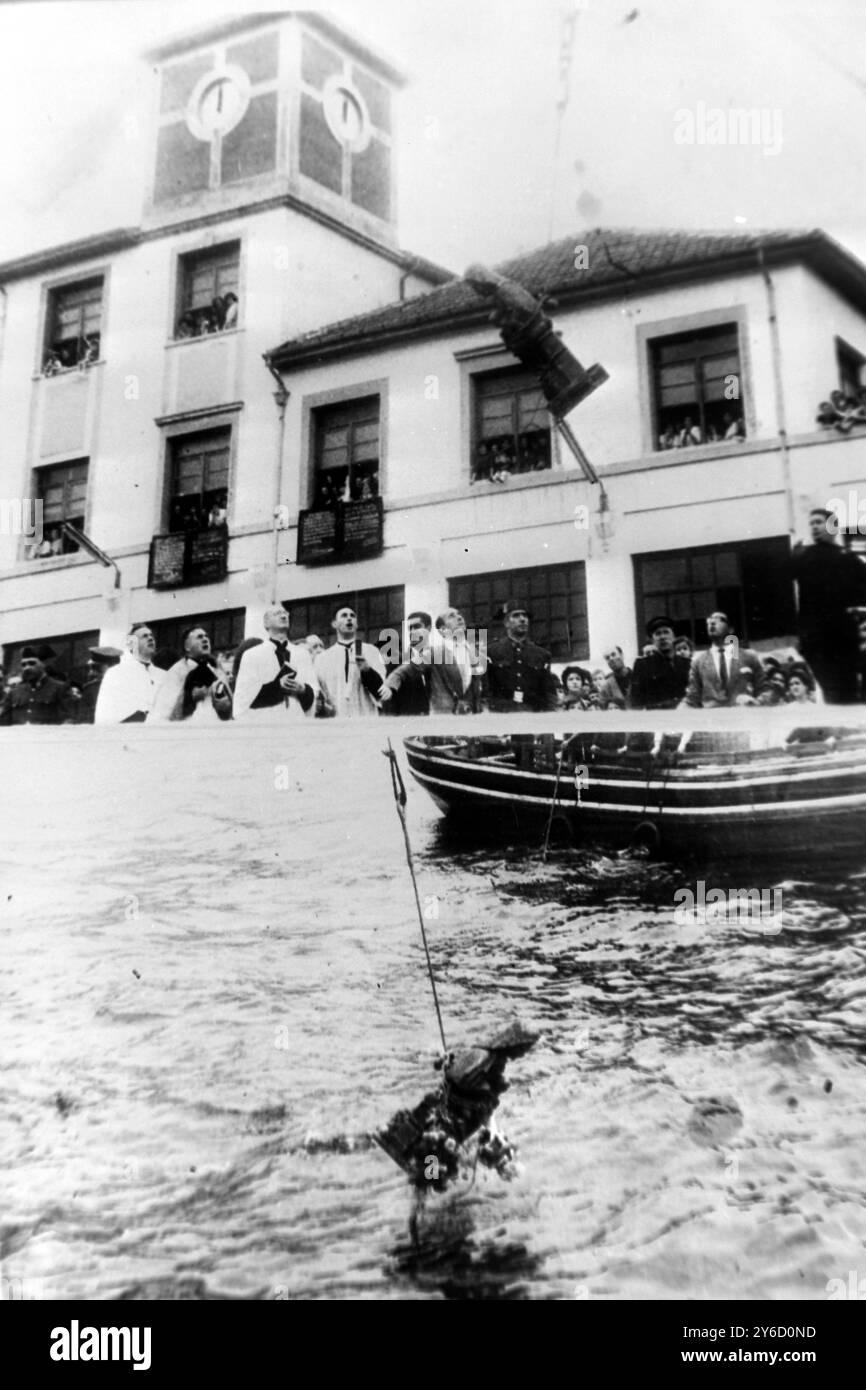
0, 196, 452, 286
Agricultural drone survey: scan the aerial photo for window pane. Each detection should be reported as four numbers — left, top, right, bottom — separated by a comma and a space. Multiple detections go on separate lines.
315, 398, 380, 480
181, 245, 240, 321
659, 383, 698, 408
641, 558, 688, 591
715, 552, 739, 585
480, 398, 513, 431
448, 562, 588, 660
652, 324, 739, 450
351, 421, 379, 462
635, 539, 794, 647
691, 555, 714, 587
36, 461, 88, 526
659, 361, 695, 388
204, 452, 229, 490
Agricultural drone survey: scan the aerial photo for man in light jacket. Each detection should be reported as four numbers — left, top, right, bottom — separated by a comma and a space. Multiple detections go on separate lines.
233, 607, 318, 721
681, 612, 768, 708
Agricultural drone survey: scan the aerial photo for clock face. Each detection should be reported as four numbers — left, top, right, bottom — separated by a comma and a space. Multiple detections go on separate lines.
198, 77, 245, 135
322, 77, 370, 152
186, 65, 250, 141
329, 88, 363, 142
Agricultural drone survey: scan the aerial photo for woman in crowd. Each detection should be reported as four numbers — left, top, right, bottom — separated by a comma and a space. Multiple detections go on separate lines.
786, 664, 816, 704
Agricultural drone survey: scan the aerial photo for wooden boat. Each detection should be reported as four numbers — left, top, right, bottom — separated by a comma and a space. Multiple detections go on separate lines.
404, 721, 866, 858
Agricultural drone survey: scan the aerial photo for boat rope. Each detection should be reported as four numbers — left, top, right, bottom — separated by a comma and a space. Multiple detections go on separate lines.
383, 740, 448, 1055
635, 740, 676, 839
541, 746, 567, 861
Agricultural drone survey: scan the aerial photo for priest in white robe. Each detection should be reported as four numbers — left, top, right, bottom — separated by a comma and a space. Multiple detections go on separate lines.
233, 607, 318, 721
315, 605, 386, 717
94, 624, 167, 724
147, 626, 232, 723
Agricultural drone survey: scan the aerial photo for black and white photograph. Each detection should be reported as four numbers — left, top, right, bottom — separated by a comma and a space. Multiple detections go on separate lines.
2, 0, 866, 1326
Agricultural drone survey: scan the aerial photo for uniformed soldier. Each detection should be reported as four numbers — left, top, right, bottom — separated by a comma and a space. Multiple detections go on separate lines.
0, 645, 76, 725
78, 646, 122, 723
483, 602, 560, 712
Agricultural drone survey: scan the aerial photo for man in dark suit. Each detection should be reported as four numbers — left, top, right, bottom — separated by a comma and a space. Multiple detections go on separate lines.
681, 612, 768, 707
791, 507, 866, 703
0, 645, 76, 725
628, 617, 691, 709
483, 602, 560, 712
379, 611, 433, 715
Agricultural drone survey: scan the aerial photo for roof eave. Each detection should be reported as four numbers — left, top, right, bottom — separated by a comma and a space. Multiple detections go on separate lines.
269, 230, 866, 371
0, 228, 141, 283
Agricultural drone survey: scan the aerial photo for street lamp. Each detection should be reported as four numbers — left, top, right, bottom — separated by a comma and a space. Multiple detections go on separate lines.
61, 522, 121, 589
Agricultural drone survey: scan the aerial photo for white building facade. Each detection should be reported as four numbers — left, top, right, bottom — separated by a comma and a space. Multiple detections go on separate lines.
2, 11, 866, 684
267, 227, 866, 666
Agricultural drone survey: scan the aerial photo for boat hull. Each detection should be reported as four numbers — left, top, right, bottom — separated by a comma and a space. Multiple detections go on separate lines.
404, 730, 866, 860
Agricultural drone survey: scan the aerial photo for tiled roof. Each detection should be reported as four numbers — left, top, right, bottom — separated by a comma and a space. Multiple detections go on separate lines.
269, 226, 862, 368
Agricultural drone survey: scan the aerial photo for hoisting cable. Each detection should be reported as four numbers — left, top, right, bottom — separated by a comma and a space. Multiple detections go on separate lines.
384, 740, 448, 1055
542, 732, 580, 861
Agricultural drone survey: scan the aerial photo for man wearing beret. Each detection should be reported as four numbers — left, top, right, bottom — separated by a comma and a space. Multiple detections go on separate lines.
78, 646, 122, 723
0, 645, 76, 725
483, 602, 560, 713
628, 617, 691, 710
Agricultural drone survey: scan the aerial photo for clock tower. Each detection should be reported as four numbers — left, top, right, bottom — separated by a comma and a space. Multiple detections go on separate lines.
145, 12, 402, 248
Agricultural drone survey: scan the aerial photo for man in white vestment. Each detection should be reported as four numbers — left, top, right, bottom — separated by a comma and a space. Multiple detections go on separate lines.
94, 624, 167, 724
233, 607, 318, 721
315, 605, 385, 718
148, 626, 233, 723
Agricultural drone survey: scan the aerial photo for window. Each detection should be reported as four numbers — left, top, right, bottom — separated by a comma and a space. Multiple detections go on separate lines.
472, 368, 552, 482
836, 337, 865, 399
449, 563, 588, 661
633, 538, 796, 648
148, 608, 246, 669
285, 585, 404, 668
175, 243, 240, 338
27, 460, 88, 559
650, 324, 744, 449
43, 278, 102, 372
312, 396, 380, 505
3, 629, 99, 687
167, 429, 230, 533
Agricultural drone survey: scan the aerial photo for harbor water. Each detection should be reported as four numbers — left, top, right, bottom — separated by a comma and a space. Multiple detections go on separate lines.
1, 724, 865, 1301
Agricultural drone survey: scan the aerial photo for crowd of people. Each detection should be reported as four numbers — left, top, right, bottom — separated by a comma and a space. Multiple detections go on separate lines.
0, 601, 861, 728
471, 430, 552, 484
658, 410, 744, 450
3, 508, 865, 725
